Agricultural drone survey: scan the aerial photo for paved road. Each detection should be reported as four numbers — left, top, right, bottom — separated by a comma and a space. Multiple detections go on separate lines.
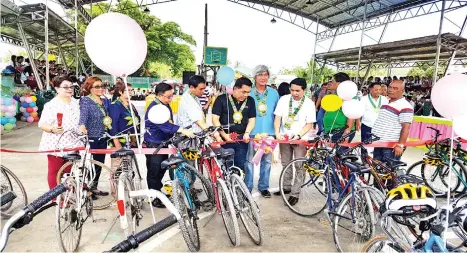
1, 105, 439, 252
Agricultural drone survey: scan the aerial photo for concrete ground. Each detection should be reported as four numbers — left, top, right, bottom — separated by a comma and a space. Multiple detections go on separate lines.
1, 105, 450, 252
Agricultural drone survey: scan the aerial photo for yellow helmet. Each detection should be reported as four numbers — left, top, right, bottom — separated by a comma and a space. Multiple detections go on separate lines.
182, 148, 200, 161
385, 184, 436, 211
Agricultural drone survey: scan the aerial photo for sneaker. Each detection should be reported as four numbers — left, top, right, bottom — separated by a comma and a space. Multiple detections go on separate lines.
152, 198, 166, 208
261, 190, 271, 198
274, 190, 291, 196
288, 196, 299, 206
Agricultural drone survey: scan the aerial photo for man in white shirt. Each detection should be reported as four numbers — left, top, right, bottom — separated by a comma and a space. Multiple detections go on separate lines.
273, 78, 316, 205
372, 80, 413, 161
177, 75, 210, 134
360, 83, 389, 152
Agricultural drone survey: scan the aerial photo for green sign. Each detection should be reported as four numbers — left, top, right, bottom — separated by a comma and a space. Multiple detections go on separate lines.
204, 47, 228, 66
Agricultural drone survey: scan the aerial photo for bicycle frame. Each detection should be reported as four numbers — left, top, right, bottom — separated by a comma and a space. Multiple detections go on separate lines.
423, 233, 448, 252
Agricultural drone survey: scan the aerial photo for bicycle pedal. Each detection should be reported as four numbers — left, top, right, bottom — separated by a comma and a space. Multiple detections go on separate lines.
93, 218, 107, 223
201, 202, 214, 212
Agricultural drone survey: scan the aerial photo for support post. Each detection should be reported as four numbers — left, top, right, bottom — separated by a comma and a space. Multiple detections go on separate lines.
356, 0, 368, 85
444, 15, 467, 76
18, 24, 44, 90
79, 56, 88, 76
363, 61, 374, 83
55, 34, 68, 70
318, 59, 327, 84
45, 0, 50, 90
201, 3, 208, 80
433, 0, 446, 85
75, 0, 79, 75
310, 16, 319, 86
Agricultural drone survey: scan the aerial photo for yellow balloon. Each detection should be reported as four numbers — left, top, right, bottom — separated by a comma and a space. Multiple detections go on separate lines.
321, 94, 343, 112
31, 96, 37, 102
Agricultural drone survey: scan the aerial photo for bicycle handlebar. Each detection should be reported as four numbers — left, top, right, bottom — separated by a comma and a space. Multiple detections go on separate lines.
104, 214, 178, 252
26, 184, 67, 214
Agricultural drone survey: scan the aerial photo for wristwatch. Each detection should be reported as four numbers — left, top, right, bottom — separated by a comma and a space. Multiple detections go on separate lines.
396, 143, 405, 148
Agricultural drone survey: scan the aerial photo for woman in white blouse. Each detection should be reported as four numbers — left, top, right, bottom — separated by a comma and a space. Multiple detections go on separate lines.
38, 75, 81, 190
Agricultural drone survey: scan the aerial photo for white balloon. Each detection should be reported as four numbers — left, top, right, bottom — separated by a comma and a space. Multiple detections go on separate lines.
337, 81, 358, 101
453, 114, 467, 139
85, 13, 148, 76
148, 104, 171, 124
342, 99, 364, 120
431, 73, 467, 119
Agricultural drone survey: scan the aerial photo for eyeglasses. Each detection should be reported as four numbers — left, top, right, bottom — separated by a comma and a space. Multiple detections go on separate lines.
161, 94, 174, 99
59, 86, 74, 90
92, 85, 104, 89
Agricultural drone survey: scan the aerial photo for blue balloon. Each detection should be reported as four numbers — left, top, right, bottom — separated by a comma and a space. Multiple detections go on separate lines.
23, 112, 30, 117
3, 99, 12, 106
217, 66, 235, 86
1, 117, 8, 125
21, 102, 29, 108
8, 117, 16, 124
29, 102, 36, 107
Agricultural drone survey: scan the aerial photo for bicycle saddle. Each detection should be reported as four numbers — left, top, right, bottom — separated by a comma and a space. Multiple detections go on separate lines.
208, 147, 235, 158
110, 148, 135, 158
383, 157, 407, 169
63, 153, 81, 161
340, 154, 359, 162
161, 157, 185, 169
343, 161, 369, 173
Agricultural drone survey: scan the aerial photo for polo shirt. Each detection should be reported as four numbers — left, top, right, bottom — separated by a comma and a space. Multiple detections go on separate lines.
372, 98, 414, 141
249, 86, 279, 136
177, 91, 204, 133
274, 94, 316, 137
212, 94, 256, 134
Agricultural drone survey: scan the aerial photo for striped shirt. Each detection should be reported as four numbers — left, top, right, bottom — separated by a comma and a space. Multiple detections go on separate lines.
372, 98, 414, 141
199, 87, 212, 106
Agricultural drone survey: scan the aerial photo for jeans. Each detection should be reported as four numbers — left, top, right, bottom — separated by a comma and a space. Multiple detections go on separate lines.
222, 142, 249, 172
373, 147, 400, 162
245, 140, 272, 192
279, 144, 307, 198
89, 137, 107, 189
317, 108, 325, 135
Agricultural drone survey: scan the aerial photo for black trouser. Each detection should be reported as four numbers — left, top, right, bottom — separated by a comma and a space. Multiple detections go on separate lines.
89, 137, 107, 189
145, 142, 173, 191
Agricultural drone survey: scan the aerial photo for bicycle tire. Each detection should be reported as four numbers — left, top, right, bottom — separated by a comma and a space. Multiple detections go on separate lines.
361, 235, 408, 252
56, 180, 83, 252
230, 174, 264, 245
0, 165, 28, 218
118, 172, 137, 237
278, 157, 327, 217
182, 162, 215, 210
333, 186, 385, 253
56, 159, 116, 210
217, 179, 241, 247
171, 179, 200, 252
407, 159, 466, 195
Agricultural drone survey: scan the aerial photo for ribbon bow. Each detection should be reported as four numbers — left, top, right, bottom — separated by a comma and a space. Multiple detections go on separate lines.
252, 133, 277, 165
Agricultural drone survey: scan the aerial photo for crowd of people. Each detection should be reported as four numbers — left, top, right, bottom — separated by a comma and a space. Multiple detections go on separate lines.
36, 64, 417, 208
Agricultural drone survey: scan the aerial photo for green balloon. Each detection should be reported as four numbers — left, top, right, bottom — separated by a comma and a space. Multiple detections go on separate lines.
4, 123, 14, 130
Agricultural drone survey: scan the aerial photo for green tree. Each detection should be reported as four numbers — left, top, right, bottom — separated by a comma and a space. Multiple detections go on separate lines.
71, 0, 196, 78
279, 59, 335, 85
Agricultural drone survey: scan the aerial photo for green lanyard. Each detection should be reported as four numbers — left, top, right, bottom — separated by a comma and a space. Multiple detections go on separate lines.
284, 95, 305, 129
368, 94, 382, 109
88, 94, 107, 117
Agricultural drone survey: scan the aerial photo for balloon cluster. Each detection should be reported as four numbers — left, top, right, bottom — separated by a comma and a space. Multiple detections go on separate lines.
18, 95, 39, 123
431, 73, 467, 139
0, 97, 17, 132
321, 81, 363, 120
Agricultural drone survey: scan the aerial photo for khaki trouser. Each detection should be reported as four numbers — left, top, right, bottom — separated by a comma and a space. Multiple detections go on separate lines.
279, 143, 307, 198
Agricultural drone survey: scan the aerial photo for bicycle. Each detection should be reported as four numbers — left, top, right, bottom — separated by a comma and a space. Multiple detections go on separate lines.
362, 193, 467, 252
153, 131, 215, 252
0, 165, 27, 218
0, 183, 68, 252
407, 126, 467, 196
196, 126, 264, 246
55, 131, 109, 252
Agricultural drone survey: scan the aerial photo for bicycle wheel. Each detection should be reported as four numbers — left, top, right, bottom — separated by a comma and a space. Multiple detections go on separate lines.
217, 179, 241, 247
230, 174, 263, 245
183, 163, 215, 210
56, 159, 116, 209
362, 235, 408, 253
407, 159, 466, 195
278, 157, 327, 217
1, 165, 28, 218
56, 179, 83, 252
333, 186, 385, 252
172, 179, 200, 252
117, 172, 138, 236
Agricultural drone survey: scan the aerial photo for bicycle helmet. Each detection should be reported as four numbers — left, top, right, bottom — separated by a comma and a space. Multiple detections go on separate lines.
182, 148, 200, 161
385, 183, 437, 212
